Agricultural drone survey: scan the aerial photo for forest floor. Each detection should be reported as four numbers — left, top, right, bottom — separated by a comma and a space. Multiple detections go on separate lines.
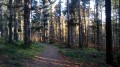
0, 40, 116, 67
24, 43, 80, 67
24, 43, 107, 67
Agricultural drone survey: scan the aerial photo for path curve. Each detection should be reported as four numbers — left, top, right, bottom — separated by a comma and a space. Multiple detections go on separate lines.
24, 43, 79, 67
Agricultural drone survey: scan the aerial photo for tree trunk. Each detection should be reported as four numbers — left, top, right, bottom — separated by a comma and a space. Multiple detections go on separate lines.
49, 5, 55, 44
14, 0, 18, 41
119, 0, 120, 47
78, 0, 83, 48
105, 0, 113, 65
24, 0, 30, 45
0, 24, 3, 38
82, 0, 87, 47
59, 0, 61, 44
8, 0, 13, 43
0, 10, 3, 38
87, 1, 90, 47
0, 5, 3, 38
42, 0, 48, 43
96, 0, 100, 49
43, 18, 46, 43
67, 0, 70, 48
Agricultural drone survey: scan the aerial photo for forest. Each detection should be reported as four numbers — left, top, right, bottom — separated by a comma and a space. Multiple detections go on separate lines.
0, 0, 119, 67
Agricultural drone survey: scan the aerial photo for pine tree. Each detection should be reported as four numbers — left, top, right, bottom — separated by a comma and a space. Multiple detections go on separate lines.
8, 0, 13, 43
105, 0, 113, 65
24, 0, 30, 45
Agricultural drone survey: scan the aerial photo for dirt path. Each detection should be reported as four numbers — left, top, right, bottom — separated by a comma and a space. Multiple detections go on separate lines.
24, 43, 80, 67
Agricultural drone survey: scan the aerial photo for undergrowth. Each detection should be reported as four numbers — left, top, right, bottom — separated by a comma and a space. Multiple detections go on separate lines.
54, 45, 108, 66
55, 44, 120, 66
0, 39, 44, 67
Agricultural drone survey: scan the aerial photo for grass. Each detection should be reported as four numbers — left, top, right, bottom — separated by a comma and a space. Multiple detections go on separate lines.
54, 45, 107, 66
62, 48, 105, 63
0, 39, 44, 67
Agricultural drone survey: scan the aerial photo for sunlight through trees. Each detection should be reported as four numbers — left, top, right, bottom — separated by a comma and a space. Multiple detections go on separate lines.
0, 0, 119, 66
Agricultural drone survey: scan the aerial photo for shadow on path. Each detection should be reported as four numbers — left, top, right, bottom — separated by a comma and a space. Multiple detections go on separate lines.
24, 43, 80, 67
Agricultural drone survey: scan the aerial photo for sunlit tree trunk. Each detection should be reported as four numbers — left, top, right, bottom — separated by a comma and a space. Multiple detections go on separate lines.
105, 0, 113, 65
49, 5, 55, 44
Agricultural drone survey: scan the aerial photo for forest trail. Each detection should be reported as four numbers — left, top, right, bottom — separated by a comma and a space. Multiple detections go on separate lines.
24, 43, 80, 67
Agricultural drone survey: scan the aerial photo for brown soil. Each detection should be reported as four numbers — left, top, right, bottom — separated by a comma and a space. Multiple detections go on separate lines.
24, 43, 80, 67
24, 43, 106, 67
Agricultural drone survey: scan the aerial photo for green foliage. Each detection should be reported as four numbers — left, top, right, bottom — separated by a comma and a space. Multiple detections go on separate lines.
114, 54, 120, 66
32, 20, 37, 23
31, 26, 44, 31
81, 0, 90, 4
113, 49, 120, 67
31, 27, 36, 30
35, 26, 44, 31
49, 40, 55, 44
44, 13, 50, 17
0, 39, 44, 67
41, 18, 48, 22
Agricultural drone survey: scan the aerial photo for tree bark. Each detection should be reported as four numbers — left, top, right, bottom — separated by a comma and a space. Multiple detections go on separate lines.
119, 0, 120, 47
82, 0, 87, 47
24, 0, 30, 45
78, 0, 83, 48
96, 0, 100, 49
8, 0, 13, 43
67, 0, 71, 48
105, 0, 113, 65
14, 0, 18, 41
59, 0, 61, 44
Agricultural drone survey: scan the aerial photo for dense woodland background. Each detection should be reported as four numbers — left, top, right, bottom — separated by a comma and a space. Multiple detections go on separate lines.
0, 0, 120, 67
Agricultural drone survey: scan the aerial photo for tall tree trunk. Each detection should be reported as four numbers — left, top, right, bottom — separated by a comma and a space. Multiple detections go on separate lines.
67, 0, 70, 48
49, 5, 55, 44
43, 18, 46, 43
8, 0, 13, 43
119, 0, 120, 47
105, 0, 113, 65
78, 0, 83, 48
42, 0, 48, 43
115, 0, 118, 46
0, 4, 3, 38
24, 0, 30, 45
0, 24, 3, 38
96, 0, 100, 49
82, 0, 87, 47
0, 8, 3, 38
100, 5, 103, 45
14, 0, 18, 41
87, 1, 90, 47
59, 0, 61, 44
